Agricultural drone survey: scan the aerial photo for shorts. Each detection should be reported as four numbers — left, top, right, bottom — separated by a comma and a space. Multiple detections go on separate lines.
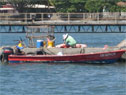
16, 46, 24, 49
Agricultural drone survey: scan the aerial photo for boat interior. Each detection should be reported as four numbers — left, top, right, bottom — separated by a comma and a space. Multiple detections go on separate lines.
18, 47, 120, 55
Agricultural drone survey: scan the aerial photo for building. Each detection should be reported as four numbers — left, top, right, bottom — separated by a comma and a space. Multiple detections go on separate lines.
26, 4, 55, 13
0, 4, 18, 14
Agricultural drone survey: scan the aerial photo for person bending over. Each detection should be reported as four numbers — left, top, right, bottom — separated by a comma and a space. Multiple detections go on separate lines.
63, 34, 77, 48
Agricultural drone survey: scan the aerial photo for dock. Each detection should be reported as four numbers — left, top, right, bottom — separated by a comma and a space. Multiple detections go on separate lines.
0, 12, 126, 33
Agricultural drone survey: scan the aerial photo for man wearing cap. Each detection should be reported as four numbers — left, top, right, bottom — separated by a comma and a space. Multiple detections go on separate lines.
63, 34, 77, 48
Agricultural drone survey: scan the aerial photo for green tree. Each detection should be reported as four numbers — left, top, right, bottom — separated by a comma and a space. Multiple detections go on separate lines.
85, 0, 123, 12
85, 0, 104, 12
51, 0, 87, 12
4, 0, 125, 13
69, 0, 87, 12
0, 0, 6, 7
50, 0, 70, 12
102, 0, 122, 12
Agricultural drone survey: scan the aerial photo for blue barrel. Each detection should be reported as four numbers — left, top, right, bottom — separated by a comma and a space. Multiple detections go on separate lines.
36, 40, 43, 48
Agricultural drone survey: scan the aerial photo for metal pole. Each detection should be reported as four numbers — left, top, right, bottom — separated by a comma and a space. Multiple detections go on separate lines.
68, 13, 70, 24
25, 13, 27, 23
41, 13, 43, 21
83, 13, 84, 24
105, 25, 108, 32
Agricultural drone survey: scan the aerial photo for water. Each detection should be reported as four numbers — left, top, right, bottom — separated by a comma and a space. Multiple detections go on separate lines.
0, 33, 126, 47
0, 32, 126, 95
0, 63, 126, 95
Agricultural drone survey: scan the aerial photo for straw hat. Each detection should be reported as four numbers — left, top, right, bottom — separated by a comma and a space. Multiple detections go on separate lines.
63, 34, 68, 40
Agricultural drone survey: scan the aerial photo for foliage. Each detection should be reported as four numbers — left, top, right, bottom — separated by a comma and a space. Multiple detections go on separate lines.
51, 0, 87, 12
1, 0, 126, 12
51, 0, 125, 12
85, 0, 104, 12
121, 8, 126, 12
0, 1, 6, 7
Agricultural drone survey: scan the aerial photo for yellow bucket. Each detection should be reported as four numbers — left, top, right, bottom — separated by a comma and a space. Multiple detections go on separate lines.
48, 41, 54, 47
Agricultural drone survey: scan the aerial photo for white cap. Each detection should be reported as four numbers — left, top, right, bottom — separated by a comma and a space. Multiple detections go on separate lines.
63, 34, 68, 40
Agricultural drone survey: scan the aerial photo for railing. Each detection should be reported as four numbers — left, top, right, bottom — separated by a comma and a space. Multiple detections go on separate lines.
0, 12, 126, 25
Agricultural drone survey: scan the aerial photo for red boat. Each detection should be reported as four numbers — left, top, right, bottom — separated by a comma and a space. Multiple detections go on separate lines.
0, 26, 125, 64
7, 49, 125, 64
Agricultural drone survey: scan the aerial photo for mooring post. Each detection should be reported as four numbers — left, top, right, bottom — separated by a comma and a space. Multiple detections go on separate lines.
9, 26, 11, 32
105, 25, 108, 32
119, 25, 121, 33
22, 26, 25, 33
78, 26, 81, 32
92, 25, 94, 32
64, 25, 67, 32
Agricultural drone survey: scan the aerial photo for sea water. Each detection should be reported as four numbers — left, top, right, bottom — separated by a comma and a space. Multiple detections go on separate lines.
0, 33, 126, 95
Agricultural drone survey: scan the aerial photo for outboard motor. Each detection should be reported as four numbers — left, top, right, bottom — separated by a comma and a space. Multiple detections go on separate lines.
0, 47, 14, 63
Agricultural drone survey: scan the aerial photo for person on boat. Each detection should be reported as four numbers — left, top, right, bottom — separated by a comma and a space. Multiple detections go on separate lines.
15, 40, 25, 54
47, 35, 55, 48
62, 34, 77, 48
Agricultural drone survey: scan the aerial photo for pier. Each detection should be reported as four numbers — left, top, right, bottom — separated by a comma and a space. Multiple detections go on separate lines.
0, 12, 126, 33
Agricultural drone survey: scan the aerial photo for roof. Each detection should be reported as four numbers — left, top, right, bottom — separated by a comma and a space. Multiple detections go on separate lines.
0, 8, 15, 10
117, 1, 126, 7
27, 4, 55, 9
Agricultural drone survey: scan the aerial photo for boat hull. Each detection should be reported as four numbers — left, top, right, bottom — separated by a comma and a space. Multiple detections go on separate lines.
8, 50, 125, 64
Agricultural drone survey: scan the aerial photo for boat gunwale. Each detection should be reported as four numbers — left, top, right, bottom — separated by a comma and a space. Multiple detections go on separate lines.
9, 49, 125, 57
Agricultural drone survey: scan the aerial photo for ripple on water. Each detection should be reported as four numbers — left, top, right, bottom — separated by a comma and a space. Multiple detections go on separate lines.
0, 63, 126, 95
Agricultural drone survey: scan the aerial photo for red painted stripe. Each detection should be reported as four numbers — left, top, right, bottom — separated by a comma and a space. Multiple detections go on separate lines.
4, 50, 12, 53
